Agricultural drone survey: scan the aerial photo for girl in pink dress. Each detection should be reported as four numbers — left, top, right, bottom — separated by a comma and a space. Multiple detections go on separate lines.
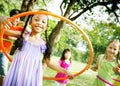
55, 48, 72, 86
3, 11, 74, 86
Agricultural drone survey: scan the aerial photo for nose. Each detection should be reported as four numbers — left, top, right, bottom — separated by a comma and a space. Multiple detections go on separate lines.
111, 49, 115, 54
37, 20, 43, 24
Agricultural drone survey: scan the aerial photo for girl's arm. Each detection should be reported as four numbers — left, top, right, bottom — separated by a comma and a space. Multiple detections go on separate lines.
91, 55, 101, 71
4, 29, 21, 37
0, 16, 21, 37
45, 58, 74, 78
7, 36, 18, 40
0, 16, 8, 30
113, 65, 120, 74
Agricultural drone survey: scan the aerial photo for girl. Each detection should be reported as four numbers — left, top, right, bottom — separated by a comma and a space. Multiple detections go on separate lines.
0, 9, 22, 86
91, 39, 120, 86
55, 48, 72, 86
3, 13, 74, 86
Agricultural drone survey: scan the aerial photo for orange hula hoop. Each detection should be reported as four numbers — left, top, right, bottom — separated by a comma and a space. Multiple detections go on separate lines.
0, 11, 94, 80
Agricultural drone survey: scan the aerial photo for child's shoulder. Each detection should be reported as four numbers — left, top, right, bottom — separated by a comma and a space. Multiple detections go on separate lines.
40, 37, 46, 44
98, 54, 105, 62
98, 54, 105, 58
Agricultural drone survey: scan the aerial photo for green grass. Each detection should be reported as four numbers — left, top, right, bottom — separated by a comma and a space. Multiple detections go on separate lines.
43, 56, 97, 86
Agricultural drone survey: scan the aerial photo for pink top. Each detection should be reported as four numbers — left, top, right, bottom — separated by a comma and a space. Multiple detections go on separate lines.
55, 60, 71, 84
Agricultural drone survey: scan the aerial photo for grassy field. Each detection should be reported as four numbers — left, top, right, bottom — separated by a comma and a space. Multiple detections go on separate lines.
43, 56, 97, 86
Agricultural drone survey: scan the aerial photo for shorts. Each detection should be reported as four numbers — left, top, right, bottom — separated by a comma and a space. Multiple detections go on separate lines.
0, 52, 8, 77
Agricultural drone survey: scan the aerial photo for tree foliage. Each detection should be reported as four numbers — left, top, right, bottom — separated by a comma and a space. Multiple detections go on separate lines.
0, 0, 22, 16
49, 0, 120, 52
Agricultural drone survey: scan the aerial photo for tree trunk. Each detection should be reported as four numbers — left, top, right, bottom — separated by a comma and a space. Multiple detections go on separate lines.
21, 0, 36, 12
20, 0, 36, 21
49, 0, 76, 52
49, 21, 65, 51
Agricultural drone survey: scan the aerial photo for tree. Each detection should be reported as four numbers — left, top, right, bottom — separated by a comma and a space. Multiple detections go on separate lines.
21, 0, 37, 12
0, 0, 22, 16
84, 19, 120, 63
48, 0, 120, 52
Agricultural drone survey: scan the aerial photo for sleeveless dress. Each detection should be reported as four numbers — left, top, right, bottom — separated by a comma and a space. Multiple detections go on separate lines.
93, 54, 118, 86
3, 38, 46, 86
55, 60, 71, 84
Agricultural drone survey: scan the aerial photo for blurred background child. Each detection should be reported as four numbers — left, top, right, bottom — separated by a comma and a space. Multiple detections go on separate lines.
55, 48, 72, 86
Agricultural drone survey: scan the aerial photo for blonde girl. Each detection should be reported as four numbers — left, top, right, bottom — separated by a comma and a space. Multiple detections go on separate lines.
91, 39, 120, 86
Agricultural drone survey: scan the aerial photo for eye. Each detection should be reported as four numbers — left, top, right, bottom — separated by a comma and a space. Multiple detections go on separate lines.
42, 20, 46, 24
114, 48, 117, 51
35, 18, 39, 21
109, 47, 112, 49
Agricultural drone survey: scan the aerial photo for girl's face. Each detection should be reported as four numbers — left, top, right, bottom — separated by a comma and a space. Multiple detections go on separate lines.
106, 42, 119, 56
64, 51, 71, 60
12, 18, 20, 26
30, 14, 48, 33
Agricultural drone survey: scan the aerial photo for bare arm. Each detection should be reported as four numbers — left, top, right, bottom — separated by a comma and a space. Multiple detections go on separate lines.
0, 16, 21, 37
45, 58, 74, 78
4, 29, 21, 37
0, 16, 8, 30
113, 66, 120, 74
91, 55, 101, 71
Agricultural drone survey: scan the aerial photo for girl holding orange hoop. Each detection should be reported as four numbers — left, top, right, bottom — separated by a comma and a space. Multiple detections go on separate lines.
91, 39, 120, 86
3, 11, 74, 86
54, 48, 72, 86
0, 9, 22, 86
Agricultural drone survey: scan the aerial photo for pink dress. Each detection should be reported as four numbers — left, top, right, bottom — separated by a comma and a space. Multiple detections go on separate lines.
3, 38, 46, 86
55, 60, 71, 84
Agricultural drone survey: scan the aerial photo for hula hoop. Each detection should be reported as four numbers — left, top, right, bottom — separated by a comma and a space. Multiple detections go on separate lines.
113, 78, 120, 82
0, 27, 12, 62
0, 11, 94, 80
97, 75, 114, 86
96, 75, 120, 86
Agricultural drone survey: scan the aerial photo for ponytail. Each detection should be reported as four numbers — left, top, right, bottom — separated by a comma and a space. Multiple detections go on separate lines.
43, 29, 52, 60
10, 15, 32, 55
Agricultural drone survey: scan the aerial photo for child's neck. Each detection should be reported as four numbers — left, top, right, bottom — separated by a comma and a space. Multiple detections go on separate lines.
105, 54, 115, 62
65, 59, 70, 64
30, 33, 41, 40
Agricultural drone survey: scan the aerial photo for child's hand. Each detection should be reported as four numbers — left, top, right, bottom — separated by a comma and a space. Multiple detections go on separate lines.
0, 16, 8, 25
67, 71, 74, 79
91, 66, 98, 71
113, 66, 120, 74
0, 16, 11, 29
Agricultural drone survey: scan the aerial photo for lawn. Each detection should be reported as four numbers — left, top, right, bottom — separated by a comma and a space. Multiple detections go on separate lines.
43, 56, 97, 86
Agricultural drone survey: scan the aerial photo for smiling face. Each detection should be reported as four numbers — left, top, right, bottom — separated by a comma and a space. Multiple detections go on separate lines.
106, 41, 119, 56
30, 14, 48, 34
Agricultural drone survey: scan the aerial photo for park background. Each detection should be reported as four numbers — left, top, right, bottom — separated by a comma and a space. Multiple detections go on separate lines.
0, 0, 120, 86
